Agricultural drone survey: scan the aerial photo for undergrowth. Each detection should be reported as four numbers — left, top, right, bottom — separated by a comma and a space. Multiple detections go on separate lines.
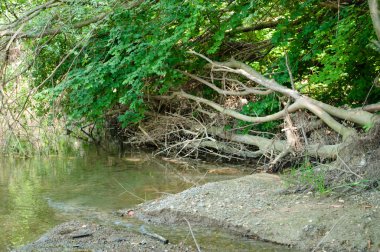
285, 157, 331, 195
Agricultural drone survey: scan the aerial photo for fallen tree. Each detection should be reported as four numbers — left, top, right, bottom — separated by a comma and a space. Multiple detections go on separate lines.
142, 51, 380, 188
179, 52, 378, 134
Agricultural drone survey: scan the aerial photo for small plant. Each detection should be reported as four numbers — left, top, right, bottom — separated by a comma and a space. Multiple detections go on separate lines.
363, 122, 374, 133
288, 158, 331, 194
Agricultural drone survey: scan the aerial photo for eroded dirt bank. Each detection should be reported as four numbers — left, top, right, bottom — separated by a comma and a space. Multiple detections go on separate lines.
136, 173, 380, 251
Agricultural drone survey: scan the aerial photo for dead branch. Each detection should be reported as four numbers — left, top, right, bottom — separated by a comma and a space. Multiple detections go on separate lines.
227, 20, 280, 34
283, 113, 302, 151
176, 91, 303, 124
191, 140, 263, 158
187, 51, 377, 138
369, 0, 380, 42
181, 71, 272, 96
306, 97, 376, 126
208, 126, 286, 153
362, 102, 380, 112
227, 19, 302, 35
0, 13, 109, 39
167, 52, 380, 162
183, 218, 201, 252
285, 52, 295, 90
0, 0, 61, 32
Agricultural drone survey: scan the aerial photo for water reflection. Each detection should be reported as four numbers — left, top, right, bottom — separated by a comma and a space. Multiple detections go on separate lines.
0, 150, 199, 250
0, 158, 62, 250
0, 149, 287, 251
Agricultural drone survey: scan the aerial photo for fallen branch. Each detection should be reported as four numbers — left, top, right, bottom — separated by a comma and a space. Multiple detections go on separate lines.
362, 102, 380, 112
0, 13, 109, 38
311, 215, 345, 252
176, 91, 303, 124
369, 0, 380, 42
0, 0, 60, 32
139, 225, 169, 244
181, 71, 272, 96
184, 218, 201, 252
187, 51, 373, 138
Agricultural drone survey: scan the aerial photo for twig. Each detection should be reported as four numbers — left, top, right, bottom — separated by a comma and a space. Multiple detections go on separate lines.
269, 147, 290, 170
114, 178, 146, 202
300, 125, 309, 145
285, 52, 295, 90
139, 225, 169, 244
336, 154, 363, 179
1, 23, 25, 88
362, 73, 379, 108
181, 70, 272, 96
311, 215, 345, 252
187, 50, 213, 64
183, 218, 201, 252
138, 125, 159, 147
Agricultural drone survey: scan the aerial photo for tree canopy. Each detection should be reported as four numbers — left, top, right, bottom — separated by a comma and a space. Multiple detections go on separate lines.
2, 0, 378, 128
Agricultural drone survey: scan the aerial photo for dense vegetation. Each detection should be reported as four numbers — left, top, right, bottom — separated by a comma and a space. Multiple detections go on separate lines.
2, 0, 378, 125
1, 0, 380, 188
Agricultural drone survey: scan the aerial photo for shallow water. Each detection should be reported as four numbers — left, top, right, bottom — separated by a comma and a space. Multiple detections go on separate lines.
0, 148, 290, 251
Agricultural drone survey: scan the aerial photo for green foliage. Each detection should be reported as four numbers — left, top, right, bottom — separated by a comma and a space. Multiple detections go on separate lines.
288, 158, 331, 194
238, 94, 281, 134
28, 0, 262, 128
20, 0, 380, 132
363, 122, 375, 132
271, 1, 380, 105
331, 179, 375, 191
30, 34, 77, 87
42, 1, 210, 126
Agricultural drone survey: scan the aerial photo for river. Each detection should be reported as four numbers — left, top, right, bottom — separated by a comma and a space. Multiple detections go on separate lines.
0, 147, 289, 251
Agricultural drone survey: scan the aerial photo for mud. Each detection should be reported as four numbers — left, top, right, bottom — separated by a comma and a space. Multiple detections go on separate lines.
136, 173, 380, 251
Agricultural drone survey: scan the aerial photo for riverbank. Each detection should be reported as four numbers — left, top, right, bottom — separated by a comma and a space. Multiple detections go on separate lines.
136, 173, 380, 251
15, 173, 380, 251
16, 220, 194, 252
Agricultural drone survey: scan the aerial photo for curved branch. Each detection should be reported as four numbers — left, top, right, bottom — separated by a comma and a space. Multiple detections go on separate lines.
180, 71, 272, 96
306, 97, 376, 126
369, 0, 380, 41
208, 127, 286, 153
209, 127, 340, 159
223, 63, 364, 136
1, 13, 109, 38
176, 90, 303, 123
228, 20, 280, 34
362, 102, 380, 113
0, 0, 61, 32
209, 58, 302, 99
297, 98, 356, 139
188, 53, 362, 137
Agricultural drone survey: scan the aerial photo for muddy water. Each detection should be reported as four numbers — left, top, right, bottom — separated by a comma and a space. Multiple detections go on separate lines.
0, 148, 287, 251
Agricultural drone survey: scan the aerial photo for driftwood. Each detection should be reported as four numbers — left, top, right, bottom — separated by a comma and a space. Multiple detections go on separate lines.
139, 225, 169, 244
